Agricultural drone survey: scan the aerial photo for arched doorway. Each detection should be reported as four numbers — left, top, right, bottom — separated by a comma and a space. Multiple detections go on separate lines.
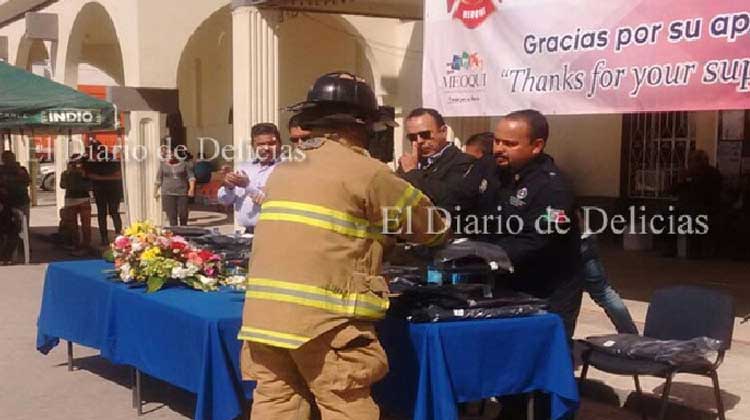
15, 37, 51, 76
177, 9, 379, 163
177, 5, 233, 160
64, 2, 125, 87
53, 1, 127, 230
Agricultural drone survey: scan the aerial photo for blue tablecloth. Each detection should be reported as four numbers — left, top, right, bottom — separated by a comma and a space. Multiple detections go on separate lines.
375, 316, 579, 420
37, 260, 578, 420
36, 260, 253, 420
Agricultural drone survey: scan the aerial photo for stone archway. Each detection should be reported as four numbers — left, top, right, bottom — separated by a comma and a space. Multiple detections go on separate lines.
176, 5, 234, 159
64, 1, 125, 87
54, 2, 127, 213
176, 8, 380, 161
15, 37, 50, 75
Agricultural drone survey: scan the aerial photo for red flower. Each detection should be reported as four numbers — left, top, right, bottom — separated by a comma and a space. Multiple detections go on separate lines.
198, 249, 215, 261
171, 241, 188, 251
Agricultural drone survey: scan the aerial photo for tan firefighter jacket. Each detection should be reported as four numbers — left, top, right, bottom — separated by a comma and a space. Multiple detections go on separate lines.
238, 138, 447, 349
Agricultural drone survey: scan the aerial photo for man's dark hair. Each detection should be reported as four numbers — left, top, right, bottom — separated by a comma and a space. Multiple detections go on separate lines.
288, 114, 302, 130
465, 132, 494, 157
407, 107, 446, 128
251, 122, 281, 142
1, 150, 15, 162
504, 109, 549, 143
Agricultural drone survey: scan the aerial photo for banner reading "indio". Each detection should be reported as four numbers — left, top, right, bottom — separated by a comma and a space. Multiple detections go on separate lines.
423, 0, 750, 116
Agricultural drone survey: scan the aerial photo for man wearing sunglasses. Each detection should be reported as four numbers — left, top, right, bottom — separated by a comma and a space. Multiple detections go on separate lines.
288, 113, 312, 145
398, 107, 480, 214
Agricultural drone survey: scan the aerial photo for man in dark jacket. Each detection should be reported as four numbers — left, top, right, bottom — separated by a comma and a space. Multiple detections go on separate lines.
397, 108, 480, 215
480, 109, 582, 338
481, 110, 582, 420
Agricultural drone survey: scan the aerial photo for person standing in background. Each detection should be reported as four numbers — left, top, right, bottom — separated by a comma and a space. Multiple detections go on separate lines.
193, 152, 215, 185
674, 149, 722, 258
0, 150, 31, 225
218, 123, 281, 234
155, 146, 196, 226
464, 131, 494, 160
0, 179, 22, 264
576, 208, 638, 334
397, 108, 480, 214
288, 114, 312, 146
60, 154, 92, 255
85, 139, 123, 245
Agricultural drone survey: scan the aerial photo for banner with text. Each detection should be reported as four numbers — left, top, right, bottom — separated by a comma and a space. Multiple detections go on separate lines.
423, 0, 750, 116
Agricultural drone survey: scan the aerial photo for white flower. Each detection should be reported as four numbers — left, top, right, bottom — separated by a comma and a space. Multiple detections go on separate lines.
131, 241, 144, 252
172, 264, 200, 279
171, 265, 190, 279
223, 275, 247, 291
172, 263, 203, 282
197, 274, 217, 286
119, 263, 133, 283
224, 275, 247, 286
185, 263, 200, 277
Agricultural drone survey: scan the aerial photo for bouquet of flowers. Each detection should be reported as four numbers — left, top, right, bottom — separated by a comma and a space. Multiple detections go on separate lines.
109, 221, 242, 292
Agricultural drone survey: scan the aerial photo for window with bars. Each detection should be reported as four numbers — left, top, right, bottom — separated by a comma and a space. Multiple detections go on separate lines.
622, 112, 696, 199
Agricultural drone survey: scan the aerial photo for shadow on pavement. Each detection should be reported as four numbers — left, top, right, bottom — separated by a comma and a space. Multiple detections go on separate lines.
56, 354, 197, 419
579, 376, 741, 420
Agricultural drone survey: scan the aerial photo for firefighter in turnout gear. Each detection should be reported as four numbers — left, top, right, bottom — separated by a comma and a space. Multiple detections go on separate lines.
239, 72, 448, 420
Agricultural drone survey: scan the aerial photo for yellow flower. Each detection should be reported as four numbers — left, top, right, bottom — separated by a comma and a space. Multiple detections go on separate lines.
141, 246, 161, 261
124, 221, 157, 237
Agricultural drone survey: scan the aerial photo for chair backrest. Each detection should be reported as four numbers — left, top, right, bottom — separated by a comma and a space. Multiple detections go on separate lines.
644, 285, 735, 350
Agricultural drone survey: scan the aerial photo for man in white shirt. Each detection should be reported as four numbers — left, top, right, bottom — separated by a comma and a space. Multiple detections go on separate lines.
218, 123, 281, 233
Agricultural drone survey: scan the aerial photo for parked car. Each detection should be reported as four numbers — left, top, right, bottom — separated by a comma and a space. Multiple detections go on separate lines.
39, 162, 55, 191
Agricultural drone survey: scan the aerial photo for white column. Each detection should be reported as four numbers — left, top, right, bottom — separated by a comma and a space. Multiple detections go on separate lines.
232, 5, 279, 163
123, 111, 165, 227
53, 134, 68, 213
12, 134, 30, 170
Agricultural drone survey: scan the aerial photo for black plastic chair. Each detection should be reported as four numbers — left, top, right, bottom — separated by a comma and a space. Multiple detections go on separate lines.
579, 285, 734, 420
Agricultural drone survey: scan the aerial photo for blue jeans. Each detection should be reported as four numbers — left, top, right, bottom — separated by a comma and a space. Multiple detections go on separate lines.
581, 236, 638, 334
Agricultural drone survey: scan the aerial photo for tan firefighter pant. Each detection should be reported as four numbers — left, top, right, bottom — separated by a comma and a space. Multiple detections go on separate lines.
241, 322, 389, 420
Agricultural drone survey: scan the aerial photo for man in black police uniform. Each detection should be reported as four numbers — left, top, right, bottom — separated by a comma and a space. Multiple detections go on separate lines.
397, 108, 481, 214
482, 109, 582, 420
482, 109, 582, 338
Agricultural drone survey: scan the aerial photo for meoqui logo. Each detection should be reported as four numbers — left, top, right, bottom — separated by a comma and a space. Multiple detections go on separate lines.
443, 51, 487, 89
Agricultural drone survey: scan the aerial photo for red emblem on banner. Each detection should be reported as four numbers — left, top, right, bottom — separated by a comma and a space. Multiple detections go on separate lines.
448, 0, 496, 29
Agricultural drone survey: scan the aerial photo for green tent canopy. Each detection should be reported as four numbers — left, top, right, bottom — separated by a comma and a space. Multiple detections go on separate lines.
0, 61, 117, 132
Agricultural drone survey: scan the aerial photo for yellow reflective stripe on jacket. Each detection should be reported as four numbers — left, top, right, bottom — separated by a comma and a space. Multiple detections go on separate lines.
380, 184, 425, 230
395, 184, 423, 211
238, 326, 310, 349
260, 200, 383, 240
265, 200, 371, 226
245, 277, 390, 319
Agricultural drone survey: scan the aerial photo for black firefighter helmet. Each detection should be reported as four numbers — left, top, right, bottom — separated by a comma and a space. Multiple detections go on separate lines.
287, 72, 397, 132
